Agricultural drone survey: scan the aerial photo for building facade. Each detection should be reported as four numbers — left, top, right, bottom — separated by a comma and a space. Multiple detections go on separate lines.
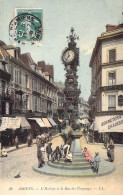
78, 97, 90, 119
0, 42, 12, 116
89, 24, 123, 143
55, 81, 65, 120
0, 41, 58, 144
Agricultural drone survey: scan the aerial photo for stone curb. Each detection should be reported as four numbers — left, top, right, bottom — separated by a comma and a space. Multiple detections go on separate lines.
32, 165, 115, 178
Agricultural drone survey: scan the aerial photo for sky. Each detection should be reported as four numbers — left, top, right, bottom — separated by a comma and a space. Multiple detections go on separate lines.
0, 0, 123, 101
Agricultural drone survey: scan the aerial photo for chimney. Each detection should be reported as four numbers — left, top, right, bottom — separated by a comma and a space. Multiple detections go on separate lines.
16, 47, 21, 57
106, 24, 117, 32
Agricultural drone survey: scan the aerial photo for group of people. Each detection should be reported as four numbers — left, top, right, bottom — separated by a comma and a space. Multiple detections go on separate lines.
37, 134, 73, 168
83, 147, 101, 173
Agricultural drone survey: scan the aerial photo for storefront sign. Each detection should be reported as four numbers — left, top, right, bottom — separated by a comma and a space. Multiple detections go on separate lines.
0, 117, 9, 131
95, 115, 123, 132
8, 118, 20, 130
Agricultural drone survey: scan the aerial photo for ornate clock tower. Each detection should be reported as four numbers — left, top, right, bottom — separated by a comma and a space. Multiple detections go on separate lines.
62, 27, 81, 131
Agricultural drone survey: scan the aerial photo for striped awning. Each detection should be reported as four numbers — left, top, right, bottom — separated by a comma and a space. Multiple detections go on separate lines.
16, 117, 31, 130
58, 119, 63, 123
28, 118, 46, 127
42, 118, 52, 128
48, 118, 57, 126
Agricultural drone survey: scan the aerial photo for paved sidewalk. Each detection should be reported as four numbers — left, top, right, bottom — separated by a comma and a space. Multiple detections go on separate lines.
2, 133, 123, 155
3, 133, 60, 154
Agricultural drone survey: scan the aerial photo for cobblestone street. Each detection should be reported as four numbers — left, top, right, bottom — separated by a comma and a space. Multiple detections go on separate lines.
0, 136, 123, 195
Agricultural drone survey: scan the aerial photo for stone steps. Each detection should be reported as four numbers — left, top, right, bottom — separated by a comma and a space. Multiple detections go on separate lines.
60, 158, 86, 162
47, 161, 90, 170
52, 161, 89, 166
33, 158, 115, 177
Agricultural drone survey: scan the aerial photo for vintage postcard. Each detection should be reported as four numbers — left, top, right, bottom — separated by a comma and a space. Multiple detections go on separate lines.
0, 0, 123, 195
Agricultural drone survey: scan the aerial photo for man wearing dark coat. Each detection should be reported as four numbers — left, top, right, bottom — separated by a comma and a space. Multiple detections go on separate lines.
51, 146, 62, 162
46, 143, 52, 161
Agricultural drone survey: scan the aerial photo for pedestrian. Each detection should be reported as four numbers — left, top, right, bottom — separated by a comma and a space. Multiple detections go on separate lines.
52, 146, 62, 162
46, 143, 52, 161
108, 139, 115, 162
40, 133, 46, 143
15, 136, 19, 149
91, 152, 101, 173
63, 142, 70, 158
41, 146, 45, 163
83, 147, 93, 163
65, 151, 73, 162
37, 146, 45, 168
27, 135, 32, 147
107, 142, 111, 159
1, 147, 8, 157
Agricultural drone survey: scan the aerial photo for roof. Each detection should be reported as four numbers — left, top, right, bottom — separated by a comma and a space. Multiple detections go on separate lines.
3, 45, 15, 49
0, 46, 10, 62
45, 65, 54, 78
19, 53, 37, 67
0, 40, 6, 47
89, 24, 123, 67
44, 72, 50, 76
37, 62, 54, 78
37, 61, 46, 71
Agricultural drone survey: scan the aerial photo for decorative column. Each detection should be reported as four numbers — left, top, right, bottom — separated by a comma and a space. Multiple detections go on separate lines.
61, 27, 81, 131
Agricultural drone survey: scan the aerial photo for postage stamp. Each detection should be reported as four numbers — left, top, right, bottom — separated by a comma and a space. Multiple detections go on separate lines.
9, 8, 43, 44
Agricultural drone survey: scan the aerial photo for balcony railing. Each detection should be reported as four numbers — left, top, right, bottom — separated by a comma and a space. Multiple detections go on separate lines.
0, 69, 11, 81
100, 84, 123, 92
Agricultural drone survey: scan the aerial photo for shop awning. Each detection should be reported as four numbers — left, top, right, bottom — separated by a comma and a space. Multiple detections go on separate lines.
16, 117, 31, 130
42, 118, 52, 128
0, 117, 9, 131
95, 115, 123, 133
8, 118, 20, 130
48, 118, 57, 126
58, 119, 63, 123
28, 118, 46, 127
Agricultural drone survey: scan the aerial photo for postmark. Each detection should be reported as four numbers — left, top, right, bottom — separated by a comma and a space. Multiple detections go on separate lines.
9, 8, 43, 44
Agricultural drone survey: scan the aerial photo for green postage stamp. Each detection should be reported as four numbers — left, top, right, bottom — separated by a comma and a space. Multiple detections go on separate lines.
9, 8, 43, 43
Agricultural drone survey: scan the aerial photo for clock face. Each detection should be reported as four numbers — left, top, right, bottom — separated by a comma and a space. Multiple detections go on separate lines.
63, 50, 75, 63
